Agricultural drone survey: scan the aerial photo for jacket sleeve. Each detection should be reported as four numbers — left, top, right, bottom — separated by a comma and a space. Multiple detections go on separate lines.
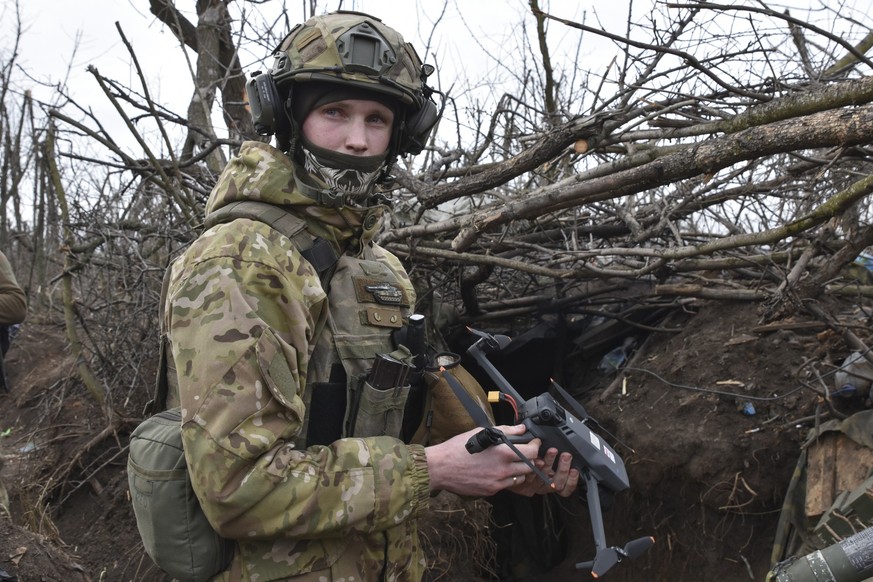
0, 252, 26, 326
168, 225, 430, 541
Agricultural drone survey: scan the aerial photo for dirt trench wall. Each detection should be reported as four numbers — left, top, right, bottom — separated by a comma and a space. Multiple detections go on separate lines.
562, 300, 821, 581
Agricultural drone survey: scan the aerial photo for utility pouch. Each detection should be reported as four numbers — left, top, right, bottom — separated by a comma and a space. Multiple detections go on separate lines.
409, 364, 494, 446
350, 380, 412, 438
369, 352, 412, 390
128, 408, 234, 582
349, 349, 415, 438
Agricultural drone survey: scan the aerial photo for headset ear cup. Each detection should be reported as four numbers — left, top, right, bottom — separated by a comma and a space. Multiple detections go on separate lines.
246, 73, 290, 136
401, 98, 439, 155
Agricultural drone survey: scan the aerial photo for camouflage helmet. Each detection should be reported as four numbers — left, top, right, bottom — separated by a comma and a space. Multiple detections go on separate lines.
248, 10, 440, 158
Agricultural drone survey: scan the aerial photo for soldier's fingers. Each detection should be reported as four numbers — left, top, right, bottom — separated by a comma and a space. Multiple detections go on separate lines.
540, 447, 559, 469
550, 452, 573, 490
558, 468, 580, 497
515, 472, 543, 497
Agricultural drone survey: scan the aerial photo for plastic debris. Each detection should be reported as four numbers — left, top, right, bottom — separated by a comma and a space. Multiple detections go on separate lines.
833, 352, 873, 398
598, 337, 637, 373
599, 346, 628, 372
854, 252, 873, 272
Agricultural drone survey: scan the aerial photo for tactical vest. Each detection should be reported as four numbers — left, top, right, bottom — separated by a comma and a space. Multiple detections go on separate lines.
301, 245, 417, 448
146, 200, 488, 582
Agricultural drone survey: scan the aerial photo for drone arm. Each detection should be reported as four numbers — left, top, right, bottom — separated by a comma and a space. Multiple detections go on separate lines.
466, 337, 526, 403
441, 370, 553, 486
584, 470, 608, 552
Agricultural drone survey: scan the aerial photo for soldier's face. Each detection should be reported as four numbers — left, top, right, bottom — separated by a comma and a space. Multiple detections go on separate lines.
302, 99, 394, 156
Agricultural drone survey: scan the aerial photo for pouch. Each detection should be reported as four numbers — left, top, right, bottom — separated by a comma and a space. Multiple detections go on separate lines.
128, 408, 234, 582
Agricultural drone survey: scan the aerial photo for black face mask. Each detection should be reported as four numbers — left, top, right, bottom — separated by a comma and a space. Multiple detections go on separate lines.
299, 136, 388, 198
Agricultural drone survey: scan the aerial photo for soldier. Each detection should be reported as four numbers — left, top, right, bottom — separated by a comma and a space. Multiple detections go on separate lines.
0, 250, 25, 333
0, 250, 25, 392
164, 11, 579, 581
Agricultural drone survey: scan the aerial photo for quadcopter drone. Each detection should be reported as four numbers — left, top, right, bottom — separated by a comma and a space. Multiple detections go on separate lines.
442, 327, 654, 578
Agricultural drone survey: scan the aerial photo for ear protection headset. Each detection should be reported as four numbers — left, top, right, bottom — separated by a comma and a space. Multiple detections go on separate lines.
396, 72, 441, 156
246, 72, 291, 138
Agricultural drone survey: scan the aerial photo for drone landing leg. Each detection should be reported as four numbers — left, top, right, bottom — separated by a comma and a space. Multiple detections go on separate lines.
584, 469, 608, 552
576, 469, 656, 577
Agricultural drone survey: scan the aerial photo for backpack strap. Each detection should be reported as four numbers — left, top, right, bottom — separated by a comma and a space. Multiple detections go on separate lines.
205, 201, 338, 277
147, 266, 174, 415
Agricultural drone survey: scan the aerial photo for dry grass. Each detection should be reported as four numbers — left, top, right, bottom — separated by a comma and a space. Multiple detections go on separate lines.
420, 493, 497, 581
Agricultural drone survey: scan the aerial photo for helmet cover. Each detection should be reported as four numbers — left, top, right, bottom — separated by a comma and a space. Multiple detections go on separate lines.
272, 11, 426, 107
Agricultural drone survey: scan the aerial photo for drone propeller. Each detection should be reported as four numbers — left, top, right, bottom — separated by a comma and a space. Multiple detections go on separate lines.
466, 327, 512, 352
591, 548, 620, 579
623, 536, 656, 560
577, 536, 655, 578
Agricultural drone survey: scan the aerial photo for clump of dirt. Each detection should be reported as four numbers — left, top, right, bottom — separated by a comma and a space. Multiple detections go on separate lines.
0, 514, 89, 581
0, 298, 868, 582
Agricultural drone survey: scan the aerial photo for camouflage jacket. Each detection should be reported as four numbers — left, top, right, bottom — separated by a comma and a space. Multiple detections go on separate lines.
165, 141, 430, 581
0, 251, 26, 326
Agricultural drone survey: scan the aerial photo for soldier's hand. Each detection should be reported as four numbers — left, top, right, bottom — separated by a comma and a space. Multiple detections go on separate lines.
425, 424, 540, 497
508, 448, 580, 497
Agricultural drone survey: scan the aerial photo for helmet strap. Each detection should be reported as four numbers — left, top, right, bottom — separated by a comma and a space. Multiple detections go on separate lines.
275, 92, 298, 154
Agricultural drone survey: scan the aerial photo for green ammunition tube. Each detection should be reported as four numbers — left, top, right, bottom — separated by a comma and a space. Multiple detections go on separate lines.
769, 527, 873, 582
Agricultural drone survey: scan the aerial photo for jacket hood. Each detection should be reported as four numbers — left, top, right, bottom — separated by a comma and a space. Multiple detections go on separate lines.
205, 141, 386, 250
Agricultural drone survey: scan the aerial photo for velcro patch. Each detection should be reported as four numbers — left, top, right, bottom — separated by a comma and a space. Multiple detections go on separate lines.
297, 33, 327, 63
294, 28, 321, 50
363, 306, 403, 328
354, 277, 409, 307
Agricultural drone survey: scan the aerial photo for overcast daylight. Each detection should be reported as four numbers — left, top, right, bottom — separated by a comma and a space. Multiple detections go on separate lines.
4, 1, 873, 581
6, 1, 608, 156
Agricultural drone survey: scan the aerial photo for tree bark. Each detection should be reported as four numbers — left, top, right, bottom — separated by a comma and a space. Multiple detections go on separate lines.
384, 102, 873, 252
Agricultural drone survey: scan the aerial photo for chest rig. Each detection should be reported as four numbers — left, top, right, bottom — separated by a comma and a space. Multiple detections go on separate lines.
301, 244, 416, 448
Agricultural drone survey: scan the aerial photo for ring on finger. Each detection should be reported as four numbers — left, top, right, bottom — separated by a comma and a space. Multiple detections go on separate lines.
512, 475, 518, 485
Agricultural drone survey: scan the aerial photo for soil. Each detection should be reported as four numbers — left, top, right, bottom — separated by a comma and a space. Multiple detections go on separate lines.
0, 298, 866, 581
